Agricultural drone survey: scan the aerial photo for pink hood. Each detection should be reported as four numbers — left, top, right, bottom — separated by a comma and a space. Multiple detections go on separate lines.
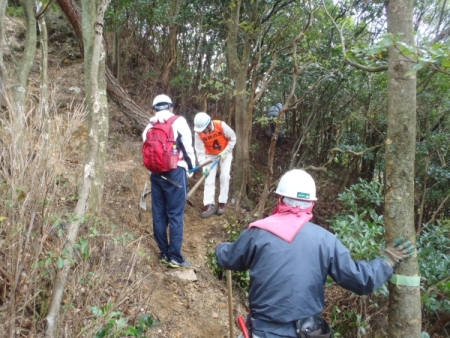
248, 203, 314, 242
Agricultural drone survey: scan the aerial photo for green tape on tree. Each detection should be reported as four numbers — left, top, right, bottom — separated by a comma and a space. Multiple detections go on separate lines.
389, 274, 421, 286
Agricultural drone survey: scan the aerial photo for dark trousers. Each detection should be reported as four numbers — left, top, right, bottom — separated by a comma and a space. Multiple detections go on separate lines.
269, 120, 283, 147
150, 167, 187, 263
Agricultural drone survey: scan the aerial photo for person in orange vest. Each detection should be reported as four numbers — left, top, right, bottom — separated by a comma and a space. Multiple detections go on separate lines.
193, 112, 237, 218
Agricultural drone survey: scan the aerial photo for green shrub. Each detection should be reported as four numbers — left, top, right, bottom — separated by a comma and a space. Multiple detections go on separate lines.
329, 179, 385, 260
331, 179, 450, 331
417, 221, 450, 314
91, 305, 156, 338
206, 219, 251, 291
6, 6, 24, 17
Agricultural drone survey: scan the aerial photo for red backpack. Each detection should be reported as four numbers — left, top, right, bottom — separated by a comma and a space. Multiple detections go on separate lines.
142, 115, 180, 173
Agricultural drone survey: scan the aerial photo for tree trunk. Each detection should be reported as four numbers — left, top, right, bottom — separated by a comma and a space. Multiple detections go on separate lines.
44, 0, 111, 336
227, 0, 253, 210
14, 0, 37, 111
0, 0, 8, 107
162, 0, 180, 93
113, 30, 121, 81
56, 0, 150, 129
56, 0, 83, 52
385, 0, 421, 336
37, 0, 49, 118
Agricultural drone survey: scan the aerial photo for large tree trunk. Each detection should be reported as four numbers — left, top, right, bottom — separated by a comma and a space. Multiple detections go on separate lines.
385, 0, 421, 337
56, 0, 149, 129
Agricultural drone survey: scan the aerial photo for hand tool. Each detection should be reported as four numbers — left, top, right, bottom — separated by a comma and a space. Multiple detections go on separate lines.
139, 182, 151, 210
188, 159, 214, 173
157, 174, 182, 188
186, 158, 219, 201
237, 315, 250, 338
227, 270, 235, 338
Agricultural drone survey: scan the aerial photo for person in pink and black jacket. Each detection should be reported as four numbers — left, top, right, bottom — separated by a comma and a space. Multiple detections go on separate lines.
215, 169, 415, 338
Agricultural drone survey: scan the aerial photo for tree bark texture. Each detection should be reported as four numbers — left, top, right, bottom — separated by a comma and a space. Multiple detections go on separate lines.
162, 0, 180, 93
14, 0, 37, 110
56, 0, 150, 129
0, 0, 8, 106
385, 0, 421, 337
37, 1, 49, 118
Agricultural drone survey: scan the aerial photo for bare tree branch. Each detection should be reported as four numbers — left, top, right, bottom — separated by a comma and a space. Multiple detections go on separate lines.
321, 0, 388, 72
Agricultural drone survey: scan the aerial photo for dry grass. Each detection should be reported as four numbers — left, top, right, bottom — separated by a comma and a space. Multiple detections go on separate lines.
0, 91, 84, 336
0, 92, 157, 337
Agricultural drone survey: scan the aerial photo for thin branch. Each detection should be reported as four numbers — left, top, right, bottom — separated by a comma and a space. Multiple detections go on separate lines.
427, 191, 450, 225
290, 68, 337, 108
321, 0, 387, 72
302, 145, 383, 172
426, 275, 450, 293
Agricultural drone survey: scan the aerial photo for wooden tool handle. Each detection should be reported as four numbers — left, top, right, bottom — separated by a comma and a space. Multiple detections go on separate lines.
187, 175, 206, 199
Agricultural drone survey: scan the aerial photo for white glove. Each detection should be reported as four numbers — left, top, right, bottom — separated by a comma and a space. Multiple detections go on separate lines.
186, 171, 193, 179
218, 150, 229, 160
380, 237, 415, 268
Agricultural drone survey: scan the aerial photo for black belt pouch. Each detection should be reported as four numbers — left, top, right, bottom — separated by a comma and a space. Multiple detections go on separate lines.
295, 315, 333, 338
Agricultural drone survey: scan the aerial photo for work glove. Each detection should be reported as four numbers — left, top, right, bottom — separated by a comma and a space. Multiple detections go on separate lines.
380, 237, 415, 268
202, 167, 209, 177
218, 150, 229, 160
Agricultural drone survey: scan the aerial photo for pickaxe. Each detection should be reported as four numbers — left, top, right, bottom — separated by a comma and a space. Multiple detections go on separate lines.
186, 158, 219, 207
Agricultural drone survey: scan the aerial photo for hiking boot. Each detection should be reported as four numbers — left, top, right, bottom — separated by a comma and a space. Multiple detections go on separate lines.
160, 254, 170, 265
168, 259, 191, 268
201, 204, 216, 219
217, 203, 226, 215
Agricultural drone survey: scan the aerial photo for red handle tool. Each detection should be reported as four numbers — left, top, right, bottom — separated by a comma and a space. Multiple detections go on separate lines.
237, 315, 250, 338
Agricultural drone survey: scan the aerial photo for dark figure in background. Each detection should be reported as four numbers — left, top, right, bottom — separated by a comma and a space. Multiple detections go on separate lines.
267, 103, 283, 146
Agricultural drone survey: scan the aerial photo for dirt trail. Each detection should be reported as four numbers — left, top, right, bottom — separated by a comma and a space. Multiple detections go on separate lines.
93, 106, 248, 338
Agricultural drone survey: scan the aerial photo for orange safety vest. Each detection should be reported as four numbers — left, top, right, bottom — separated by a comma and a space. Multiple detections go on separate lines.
198, 120, 229, 155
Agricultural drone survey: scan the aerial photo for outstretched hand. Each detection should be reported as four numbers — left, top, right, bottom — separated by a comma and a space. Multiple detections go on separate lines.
380, 237, 415, 268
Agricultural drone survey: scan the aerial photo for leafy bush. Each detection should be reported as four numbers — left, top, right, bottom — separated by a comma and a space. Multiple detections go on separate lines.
206, 219, 251, 291
329, 179, 385, 260
91, 305, 156, 338
328, 179, 386, 335
331, 179, 450, 332
417, 221, 450, 314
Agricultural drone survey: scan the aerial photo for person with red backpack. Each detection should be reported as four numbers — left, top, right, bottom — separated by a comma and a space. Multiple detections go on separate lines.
142, 94, 196, 268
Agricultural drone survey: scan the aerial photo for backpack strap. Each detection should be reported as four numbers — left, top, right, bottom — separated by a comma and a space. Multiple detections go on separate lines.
151, 115, 179, 140
166, 114, 179, 125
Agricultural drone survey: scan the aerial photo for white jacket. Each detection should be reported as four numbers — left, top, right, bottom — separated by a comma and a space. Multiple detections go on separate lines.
142, 109, 196, 171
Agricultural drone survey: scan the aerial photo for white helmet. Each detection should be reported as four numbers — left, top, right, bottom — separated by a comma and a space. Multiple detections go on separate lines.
193, 112, 211, 132
275, 169, 317, 201
153, 94, 173, 111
